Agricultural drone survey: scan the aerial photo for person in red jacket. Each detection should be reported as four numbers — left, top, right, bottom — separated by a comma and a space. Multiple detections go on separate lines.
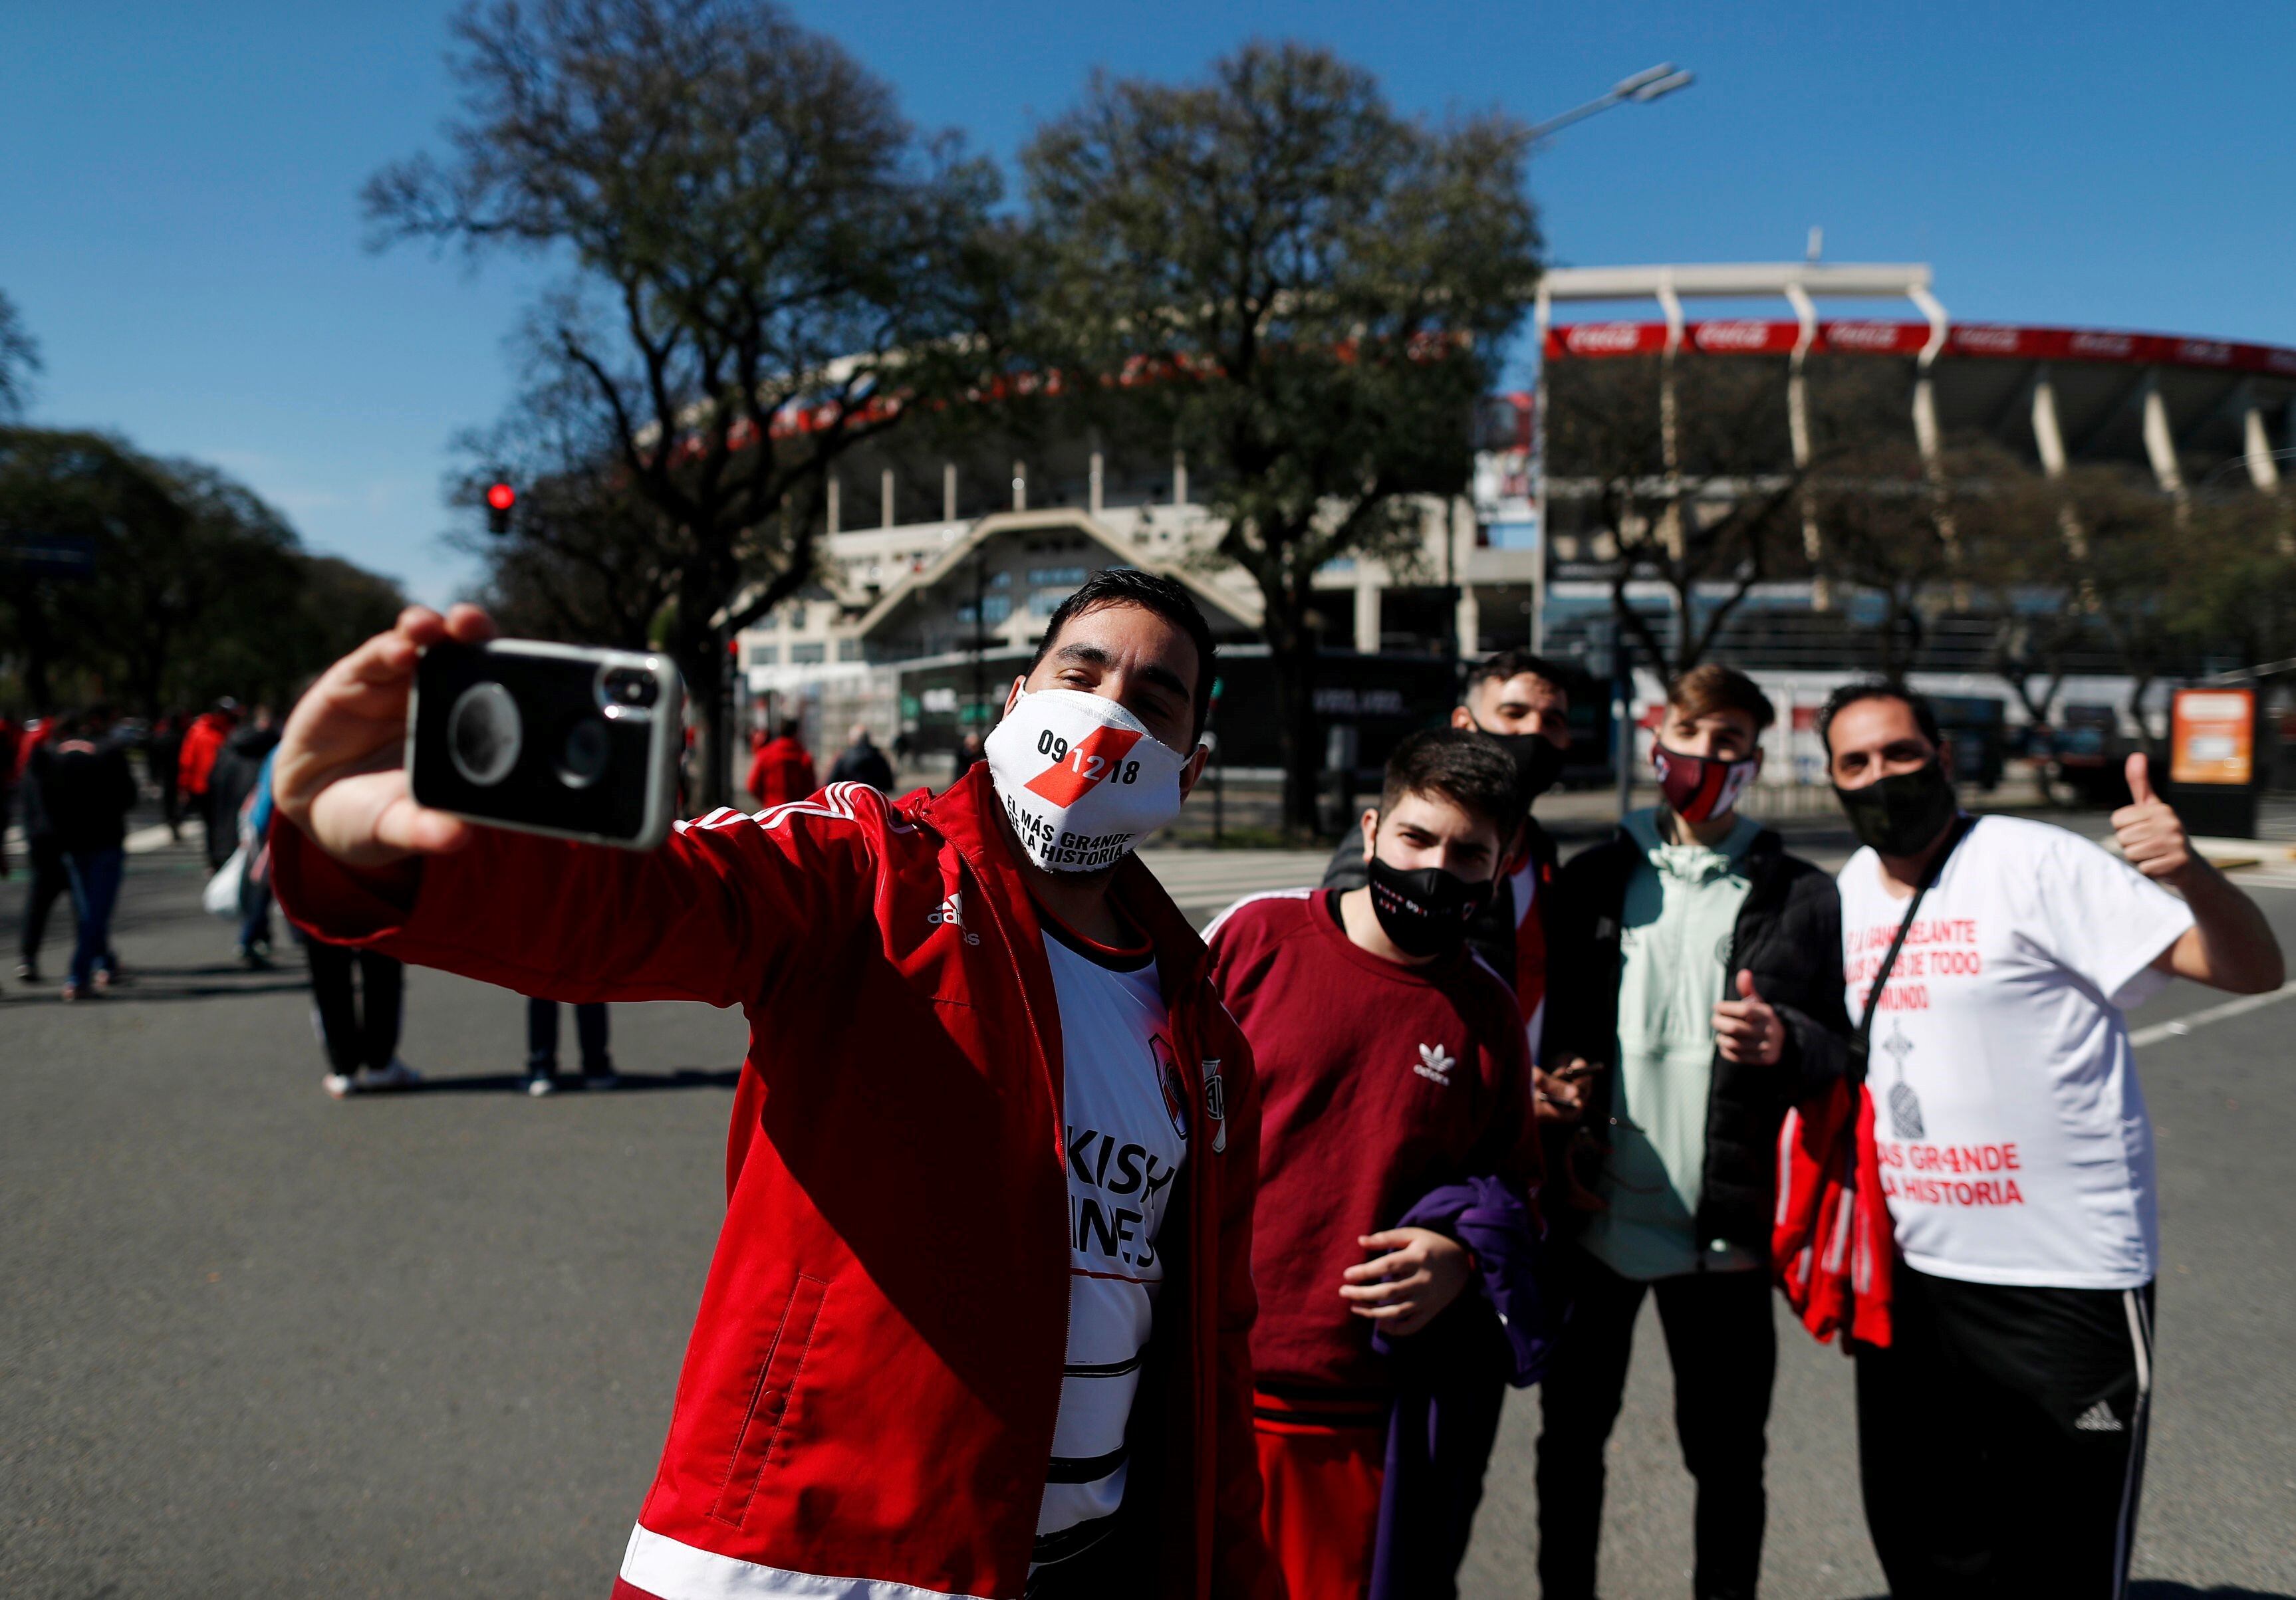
176, 700, 239, 865
1205, 729, 1541, 1599
744, 717, 817, 809
269, 568, 1276, 1600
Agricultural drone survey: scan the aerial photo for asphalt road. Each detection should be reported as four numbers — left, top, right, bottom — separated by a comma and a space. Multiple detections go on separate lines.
4, 813, 2293, 1598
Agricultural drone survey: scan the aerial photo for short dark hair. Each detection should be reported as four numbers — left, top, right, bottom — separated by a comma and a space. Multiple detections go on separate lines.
1817, 680, 1942, 755
776, 717, 803, 741
1668, 663, 1776, 733
1463, 649, 1573, 706
1029, 567, 1218, 739
1378, 727, 1523, 836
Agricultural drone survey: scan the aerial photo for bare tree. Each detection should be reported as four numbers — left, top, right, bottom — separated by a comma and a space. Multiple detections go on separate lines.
366, 0, 1008, 806
447, 348, 685, 649
1019, 42, 1540, 832
1545, 355, 1808, 682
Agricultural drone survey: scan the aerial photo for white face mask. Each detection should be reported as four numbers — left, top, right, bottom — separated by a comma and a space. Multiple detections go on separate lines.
985, 687, 1191, 873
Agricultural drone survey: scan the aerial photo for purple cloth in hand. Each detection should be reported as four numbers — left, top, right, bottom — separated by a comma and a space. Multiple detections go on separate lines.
1368, 1176, 1551, 1600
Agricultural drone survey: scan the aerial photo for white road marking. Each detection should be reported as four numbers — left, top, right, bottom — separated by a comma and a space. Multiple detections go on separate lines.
2130, 980, 2296, 1048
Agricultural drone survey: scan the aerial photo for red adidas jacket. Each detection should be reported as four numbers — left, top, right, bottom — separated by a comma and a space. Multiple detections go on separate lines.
272, 766, 1277, 1600
1773, 1077, 1894, 1348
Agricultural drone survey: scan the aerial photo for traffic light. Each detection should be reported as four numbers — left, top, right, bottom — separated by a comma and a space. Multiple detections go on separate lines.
485, 481, 517, 534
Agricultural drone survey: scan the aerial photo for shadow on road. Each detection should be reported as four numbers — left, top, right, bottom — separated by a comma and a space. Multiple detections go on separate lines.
390, 1066, 742, 1095
0, 974, 313, 1006
1837, 1579, 2296, 1588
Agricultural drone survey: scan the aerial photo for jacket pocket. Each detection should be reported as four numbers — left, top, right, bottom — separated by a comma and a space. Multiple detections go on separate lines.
707, 1272, 830, 1530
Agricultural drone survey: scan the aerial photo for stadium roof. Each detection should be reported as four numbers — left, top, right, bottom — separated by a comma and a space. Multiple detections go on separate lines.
1535, 262, 2293, 487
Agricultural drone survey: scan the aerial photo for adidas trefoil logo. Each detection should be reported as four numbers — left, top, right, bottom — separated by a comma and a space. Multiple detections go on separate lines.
1413, 1043, 1457, 1086
2073, 1400, 2122, 1432
927, 893, 981, 946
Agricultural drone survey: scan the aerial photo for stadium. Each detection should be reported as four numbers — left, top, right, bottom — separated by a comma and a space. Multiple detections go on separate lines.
737, 260, 2295, 787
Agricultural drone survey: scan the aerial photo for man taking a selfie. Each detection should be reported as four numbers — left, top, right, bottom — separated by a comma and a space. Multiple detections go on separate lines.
268, 570, 1275, 1600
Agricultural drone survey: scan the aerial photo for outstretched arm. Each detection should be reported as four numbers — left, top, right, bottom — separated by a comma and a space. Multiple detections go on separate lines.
2118, 754, 2285, 996
271, 604, 873, 1009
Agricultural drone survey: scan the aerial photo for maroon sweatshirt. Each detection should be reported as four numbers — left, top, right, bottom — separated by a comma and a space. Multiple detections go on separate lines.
1204, 888, 1541, 1394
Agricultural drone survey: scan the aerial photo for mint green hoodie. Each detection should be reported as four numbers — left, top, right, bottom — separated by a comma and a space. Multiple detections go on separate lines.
1581, 806, 1764, 1281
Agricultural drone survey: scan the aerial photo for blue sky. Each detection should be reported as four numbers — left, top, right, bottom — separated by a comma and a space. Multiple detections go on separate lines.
5, 1, 2291, 606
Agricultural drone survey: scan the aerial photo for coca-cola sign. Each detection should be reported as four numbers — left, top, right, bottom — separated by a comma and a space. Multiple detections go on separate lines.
1823, 321, 1912, 352
1563, 322, 1651, 355
1539, 315, 2296, 380
1952, 325, 2023, 355
1693, 320, 1787, 352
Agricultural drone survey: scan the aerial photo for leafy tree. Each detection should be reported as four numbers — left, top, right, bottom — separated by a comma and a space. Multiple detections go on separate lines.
1019, 41, 1541, 831
0, 290, 39, 422
366, 0, 1009, 807
0, 429, 184, 709
0, 429, 404, 715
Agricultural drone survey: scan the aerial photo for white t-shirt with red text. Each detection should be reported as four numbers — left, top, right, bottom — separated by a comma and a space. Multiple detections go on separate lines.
1838, 815, 2194, 1290
1032, 923, 1188, 1570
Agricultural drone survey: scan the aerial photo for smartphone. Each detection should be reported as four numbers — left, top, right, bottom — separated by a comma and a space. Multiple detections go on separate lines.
407, 639, 684, 850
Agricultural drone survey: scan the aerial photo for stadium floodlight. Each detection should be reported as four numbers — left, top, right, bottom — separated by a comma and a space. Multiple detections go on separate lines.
1527, 62, 1697, 142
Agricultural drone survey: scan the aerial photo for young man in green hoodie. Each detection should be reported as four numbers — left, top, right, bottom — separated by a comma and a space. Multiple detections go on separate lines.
1536, 663, 1852, 1600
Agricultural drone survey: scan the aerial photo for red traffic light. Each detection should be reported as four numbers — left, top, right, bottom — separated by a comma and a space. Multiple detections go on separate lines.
485, 483, 517, 512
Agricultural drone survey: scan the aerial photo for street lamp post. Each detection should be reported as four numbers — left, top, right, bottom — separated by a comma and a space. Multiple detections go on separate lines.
1525, 63, 1696, 142
1524, 65, 1696, 660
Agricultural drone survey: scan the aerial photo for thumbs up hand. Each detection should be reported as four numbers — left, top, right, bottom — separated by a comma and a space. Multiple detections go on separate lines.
2113, 752, 2194, 884
1714, 968, 1787, 1066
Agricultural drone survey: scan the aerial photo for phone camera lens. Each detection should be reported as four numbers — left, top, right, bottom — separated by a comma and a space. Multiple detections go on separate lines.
558, 719, 611, 788
601, 667, 658, 709
447, 682, 523, 787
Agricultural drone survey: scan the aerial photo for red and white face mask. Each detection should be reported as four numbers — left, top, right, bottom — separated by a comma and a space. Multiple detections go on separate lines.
1652, 741, 1759, 824
985, 689, 1190, 873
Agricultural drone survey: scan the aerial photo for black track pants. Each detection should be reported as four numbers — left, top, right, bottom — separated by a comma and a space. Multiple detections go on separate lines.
1855, 1263, 2155, 1599
1536, 1246, 1775, 1599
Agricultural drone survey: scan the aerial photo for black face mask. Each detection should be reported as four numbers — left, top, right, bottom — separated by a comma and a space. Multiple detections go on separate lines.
1366, 856, 1493, 959
1835, 760, 1960, 857
1473, 723, 1566, 804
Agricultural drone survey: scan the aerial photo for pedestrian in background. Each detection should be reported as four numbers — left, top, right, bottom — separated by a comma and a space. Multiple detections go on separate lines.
1819, 682, 2281, 1599
179, 699, 238, 869
743, 716, 815, 808
307, 938, 416, 1099
14, 715, 74, 984
208, 706, 281, 966
826, 722, 895, 792
146, 711, 186, 841
44, 707, 138, 1002
523, 996, 616, 1095
0, 711, 20, 877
